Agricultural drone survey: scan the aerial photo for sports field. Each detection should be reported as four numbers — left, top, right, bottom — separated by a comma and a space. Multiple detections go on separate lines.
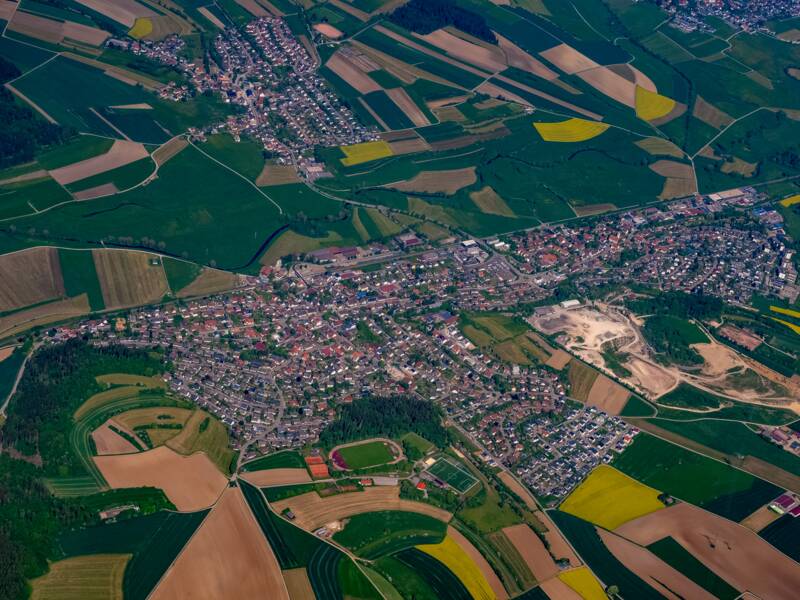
427, 457, 479, 493
559, 465, 665, 530
334, 439, 396, 469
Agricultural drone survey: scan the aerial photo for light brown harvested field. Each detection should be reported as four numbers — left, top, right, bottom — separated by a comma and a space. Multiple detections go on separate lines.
388, 137, 431, 155
718, 324, 761, 350
789, 67, 800, 81
466, 120, 508, 135
0, 1, 16, 21
476, 81, 532, 107
598, 529, 717, 600
73, 183, 118, 200
540, 43, 598, 74
539, 577, 582, 600
258, 0, 284, 17
427, 95, 471, 109
615, 502, 800, 600
586, 374, 630, 415
153, 136, 188, 166
469, 186, 514, 217
635, 137, 684, 158
92, 419, 140, 455
62, 20, 109, 45
448, 525, 508, 599
257, 164, 300, 186
197, 6, 225, 29
419, 28, 506, 72
0, 293, 89, 339
497, 33, 557, 80
49, 140, 148, 185
0, 247, 64, 312
545, 349, 573, 370
74, 0, 154, 27
660, 176, 697, 199
113, 406, 192, 432
572, 203, 616, 217
272, 487, 452, 531
282, 568, 315, 600
326, 52, 382, 94
351, 40, 460, 89
240, 468, 312, 487
534, 509, 581, 567
234, 0, 267, 16
313, 23, 342, 39
8, 11, 62, 44
151, 486, 289, 600
30, 554, 130, 600
577, 66, 636, 107
494, 74, 603, 119
649, 159, 693, 179
740, 503, 782, 532
0, 346, 14, 362
93, 250, 168, 310
389, 167, 476, 195
94, 445, 227, 511
299, 34, 319, 64
434, 105, 467, 122
693, 96, 733, 128
109, 103, 153, 110
379, 129, 416, 141
386, 87, 430, 126
176, 268, 239, 298
503, 524, 558, 582
720, 157, 758, 176
746, 70, 773, 89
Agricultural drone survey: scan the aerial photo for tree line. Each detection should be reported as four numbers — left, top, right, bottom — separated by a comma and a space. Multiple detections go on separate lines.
389, 0, 496, 44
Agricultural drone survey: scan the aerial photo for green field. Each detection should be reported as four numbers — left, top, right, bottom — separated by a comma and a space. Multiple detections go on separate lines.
401, 432, 435, 456
647, 537, 739, 599
0, 347, 25, 404
612, 433, 781, 521
760, 515, 800, 562
335, 440, 397, 469
58, 509, 208, 600
333, 510, 447, 558
427, 457, 479, 494
1, 146, 284, 271
241, 450, 306, 472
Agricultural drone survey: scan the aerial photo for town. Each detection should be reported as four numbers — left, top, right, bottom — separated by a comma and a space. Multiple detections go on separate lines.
45, 183, 796, 505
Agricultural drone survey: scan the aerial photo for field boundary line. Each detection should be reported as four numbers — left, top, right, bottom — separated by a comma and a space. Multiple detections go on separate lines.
187, 139, 284, 214
5, 52, 59, 85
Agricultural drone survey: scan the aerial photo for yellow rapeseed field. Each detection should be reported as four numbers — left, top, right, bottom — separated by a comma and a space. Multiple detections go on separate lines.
635, 85, 676, 121
770, 305, 800, 320
129, 18, 153, 40
779, 194, 800, 207
771, 317, 800, 335
340, 140, 393, 166
533, 118, 609, 142
558, 567, 606, 600
417, 536, 495, 600
559, 464, 664, 530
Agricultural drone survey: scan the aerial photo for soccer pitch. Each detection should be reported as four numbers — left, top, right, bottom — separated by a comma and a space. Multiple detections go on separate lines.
427, 457, 478, 494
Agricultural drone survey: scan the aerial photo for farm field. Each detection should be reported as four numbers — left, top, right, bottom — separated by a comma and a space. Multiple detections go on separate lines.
333, 510, 447, 558
29, 554, 129, 600
150, 486, 288, 600
612, 433, 781, 521
58, 509, 209, 600
559, 465, 665, 530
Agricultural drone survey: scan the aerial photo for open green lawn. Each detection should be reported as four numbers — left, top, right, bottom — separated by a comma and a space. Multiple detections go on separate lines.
336, 440, 395, 469
241, 450, 306, 472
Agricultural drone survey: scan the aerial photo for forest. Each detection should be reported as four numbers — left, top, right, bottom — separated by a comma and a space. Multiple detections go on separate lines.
318, 395, 448, 448
389, 0, 496, 43
0, 56, 69, 169
627, 291, 723, 321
